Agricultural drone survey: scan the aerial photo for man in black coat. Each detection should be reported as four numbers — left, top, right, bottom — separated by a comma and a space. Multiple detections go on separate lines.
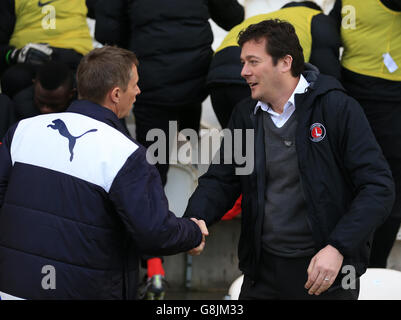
207, 1, 342, 128
184, 19, 395, 299
95, 0, 244, 186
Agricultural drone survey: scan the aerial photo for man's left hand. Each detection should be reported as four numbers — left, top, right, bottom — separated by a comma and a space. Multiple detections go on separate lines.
304, 244, 344, 295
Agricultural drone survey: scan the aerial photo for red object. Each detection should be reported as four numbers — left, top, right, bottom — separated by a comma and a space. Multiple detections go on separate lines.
312, 127, 322, 138
147, 257, 165, 278
221, 195, 242, 220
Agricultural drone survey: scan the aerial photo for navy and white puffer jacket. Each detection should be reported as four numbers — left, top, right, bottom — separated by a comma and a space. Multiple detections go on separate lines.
0, 99, 202, 300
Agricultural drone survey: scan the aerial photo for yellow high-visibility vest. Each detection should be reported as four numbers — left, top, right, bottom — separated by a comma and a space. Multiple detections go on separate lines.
215, 6, 320, 62
341, 0, 401, 80
10, 0, 93, 55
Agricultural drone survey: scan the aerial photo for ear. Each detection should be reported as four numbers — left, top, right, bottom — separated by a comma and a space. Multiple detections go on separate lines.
280, 54, 293, 73
110, 86, 120, 104
69, 87, 77, 99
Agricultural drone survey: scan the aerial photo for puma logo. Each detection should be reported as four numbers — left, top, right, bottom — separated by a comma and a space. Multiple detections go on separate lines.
47, 119, 97, 161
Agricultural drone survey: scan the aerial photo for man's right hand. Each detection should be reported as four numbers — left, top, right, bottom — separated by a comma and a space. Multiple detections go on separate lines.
188, 218, 209, 256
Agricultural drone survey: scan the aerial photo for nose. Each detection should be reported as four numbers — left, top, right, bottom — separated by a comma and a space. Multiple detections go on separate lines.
136, 86, 141, 96
241, 63, 251, 79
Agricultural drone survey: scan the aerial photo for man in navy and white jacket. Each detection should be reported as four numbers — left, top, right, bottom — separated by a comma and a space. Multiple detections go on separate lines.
0, 46, 208, 300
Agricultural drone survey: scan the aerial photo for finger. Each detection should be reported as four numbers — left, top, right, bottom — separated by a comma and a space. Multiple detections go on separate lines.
187, 247, 197, 256
197, 220, 209, 236
188, 249, 199, 256
304, 257, 316, 289
317, 270, 340, 295
308, 272, 325, 295
188, 241, 205, 256
190, 218, 209, 236
188, 235, 206, 256
314, 275, 334, 295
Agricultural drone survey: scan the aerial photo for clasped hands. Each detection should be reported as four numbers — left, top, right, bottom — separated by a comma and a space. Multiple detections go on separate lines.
187, 218, 209, 256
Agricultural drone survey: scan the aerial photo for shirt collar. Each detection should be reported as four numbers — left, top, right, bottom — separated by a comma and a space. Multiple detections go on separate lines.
254, 74, 310, 115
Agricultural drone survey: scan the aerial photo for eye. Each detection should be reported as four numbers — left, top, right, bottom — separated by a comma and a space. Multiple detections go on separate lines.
249, 60, 258, 65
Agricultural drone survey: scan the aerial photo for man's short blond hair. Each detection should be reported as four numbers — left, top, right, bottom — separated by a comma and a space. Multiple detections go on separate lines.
77, 46, 139, 105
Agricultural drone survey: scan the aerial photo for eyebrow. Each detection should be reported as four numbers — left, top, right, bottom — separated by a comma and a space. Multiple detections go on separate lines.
240, 55, 261, 61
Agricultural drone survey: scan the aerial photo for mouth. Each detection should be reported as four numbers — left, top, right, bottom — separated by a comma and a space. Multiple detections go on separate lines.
248, 82, 258, 89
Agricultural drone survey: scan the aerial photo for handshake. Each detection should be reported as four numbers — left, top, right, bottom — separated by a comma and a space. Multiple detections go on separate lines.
188, 218, 209, 256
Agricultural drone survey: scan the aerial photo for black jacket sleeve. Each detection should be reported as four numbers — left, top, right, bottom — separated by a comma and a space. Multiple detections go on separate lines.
184, 105, 244, 226
326, 92, 395, 257
0, 0, 16, 73
309, 13, 342, 80
94, 0, 130, 48
208, 0, 244, 31
328, 0, 342, 31
85, 0, 99, 19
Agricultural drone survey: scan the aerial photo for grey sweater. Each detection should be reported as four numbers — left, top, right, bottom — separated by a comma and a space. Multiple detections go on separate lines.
262, 111, 315, 257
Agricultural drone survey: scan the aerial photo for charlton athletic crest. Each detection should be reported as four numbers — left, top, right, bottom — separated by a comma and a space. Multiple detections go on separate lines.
310, 123, 326, 142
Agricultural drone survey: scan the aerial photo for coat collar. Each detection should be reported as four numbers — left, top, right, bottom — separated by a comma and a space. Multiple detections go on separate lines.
67, 99, 130, 136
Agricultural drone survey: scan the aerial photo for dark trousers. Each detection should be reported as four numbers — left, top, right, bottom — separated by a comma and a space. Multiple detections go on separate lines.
369, 216, 401, 267
1, 48, 82, 98
239, 250, 360, 300
209, 84, 250, 128
133, 102, 202, 186
357, 98, 401, 267
1, 64, 36, 98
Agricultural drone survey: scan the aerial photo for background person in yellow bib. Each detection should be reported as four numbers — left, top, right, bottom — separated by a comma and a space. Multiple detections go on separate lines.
330, 0, 401, 269
0, 0, 95, 98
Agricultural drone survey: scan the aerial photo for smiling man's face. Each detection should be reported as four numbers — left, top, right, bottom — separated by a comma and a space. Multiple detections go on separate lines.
240, 38, 282, 104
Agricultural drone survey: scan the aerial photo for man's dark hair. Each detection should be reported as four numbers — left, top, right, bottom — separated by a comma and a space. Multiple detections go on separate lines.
77, 46, 139, 105
36, 61, 74, 91
281, 1, 322, 11
237, 19, 304, 77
